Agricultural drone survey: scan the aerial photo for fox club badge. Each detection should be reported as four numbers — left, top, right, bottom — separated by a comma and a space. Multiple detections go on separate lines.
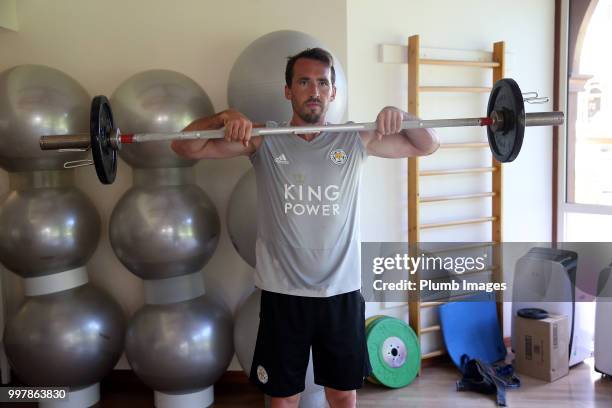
329, 149, 348, 165
256, 365, 269, 384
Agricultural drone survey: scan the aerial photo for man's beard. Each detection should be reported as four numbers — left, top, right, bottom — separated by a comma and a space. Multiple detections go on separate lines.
294, 100, 327, 124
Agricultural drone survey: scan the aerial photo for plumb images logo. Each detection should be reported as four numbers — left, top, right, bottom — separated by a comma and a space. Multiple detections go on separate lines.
372, 253, 488, 275
367, 250, 506, 296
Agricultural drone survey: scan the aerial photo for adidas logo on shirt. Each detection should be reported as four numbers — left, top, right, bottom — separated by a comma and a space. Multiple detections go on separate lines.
274, 154, 289, 165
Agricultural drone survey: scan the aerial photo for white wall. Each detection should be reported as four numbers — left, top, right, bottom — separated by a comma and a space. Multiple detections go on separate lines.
0, 0, 18, 31
347, 0, 556, 346
0, 0, 347, 371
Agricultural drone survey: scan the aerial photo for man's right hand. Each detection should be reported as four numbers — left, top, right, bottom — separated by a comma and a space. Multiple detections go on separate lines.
221, 110, 253, 147
173, 110, 262, 159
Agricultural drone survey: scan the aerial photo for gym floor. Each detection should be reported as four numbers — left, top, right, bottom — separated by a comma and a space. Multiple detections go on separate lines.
358, 358, 612, 408
7, 358, 609, 407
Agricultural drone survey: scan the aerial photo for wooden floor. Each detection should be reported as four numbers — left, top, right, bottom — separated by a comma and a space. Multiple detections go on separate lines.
359, 358, 612, 408
3, 358, 611, 407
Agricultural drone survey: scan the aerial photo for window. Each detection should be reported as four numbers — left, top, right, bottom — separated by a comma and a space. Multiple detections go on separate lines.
569, 0, 612, 206
561, 0, 612, 241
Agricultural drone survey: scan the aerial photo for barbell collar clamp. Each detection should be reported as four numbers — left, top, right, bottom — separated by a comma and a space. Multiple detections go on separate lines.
109, 127, 122, 150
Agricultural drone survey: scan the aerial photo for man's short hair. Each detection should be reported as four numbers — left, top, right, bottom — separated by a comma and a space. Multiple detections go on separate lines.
285, 48, 336, 87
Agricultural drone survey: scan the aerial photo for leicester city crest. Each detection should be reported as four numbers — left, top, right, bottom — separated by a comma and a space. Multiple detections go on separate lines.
329, 149, 348, 165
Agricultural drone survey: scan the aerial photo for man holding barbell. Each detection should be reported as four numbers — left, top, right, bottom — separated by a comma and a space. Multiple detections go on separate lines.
172, 48, 439, 408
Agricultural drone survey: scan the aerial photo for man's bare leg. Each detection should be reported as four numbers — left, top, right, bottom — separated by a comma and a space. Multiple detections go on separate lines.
325, 387, 356, 408
270, 393, 301, 408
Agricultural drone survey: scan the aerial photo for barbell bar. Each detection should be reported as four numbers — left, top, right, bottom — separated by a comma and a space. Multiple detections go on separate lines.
39, 78, 564, 185
40, 114, 560, 147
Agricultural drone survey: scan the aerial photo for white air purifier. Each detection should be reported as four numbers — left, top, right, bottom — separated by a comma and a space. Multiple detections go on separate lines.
512, 247, 595, 367
595, 264, 612, 376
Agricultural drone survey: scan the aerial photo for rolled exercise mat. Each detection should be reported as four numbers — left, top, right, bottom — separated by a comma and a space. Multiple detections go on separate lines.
439, 300, 507, 370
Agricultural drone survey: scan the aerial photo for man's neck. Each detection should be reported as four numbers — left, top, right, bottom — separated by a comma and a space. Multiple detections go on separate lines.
290, 115, 326, 142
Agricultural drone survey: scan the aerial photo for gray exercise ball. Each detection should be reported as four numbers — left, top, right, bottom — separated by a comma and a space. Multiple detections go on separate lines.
227, 169, 257, 267
110, 183, 220, 279
0, 65, 89, 171
234, 290, 326, 407
0, 186, 101, 278
111, 69, 215, 168
125, 295, 233, 392
228, 30, 347, 123
4, 284, 125, 387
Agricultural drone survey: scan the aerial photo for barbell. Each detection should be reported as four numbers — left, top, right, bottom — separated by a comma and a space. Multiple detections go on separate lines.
39, 78, 564, 184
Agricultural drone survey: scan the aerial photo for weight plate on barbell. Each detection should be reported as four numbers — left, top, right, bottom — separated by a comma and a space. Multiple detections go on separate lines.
90, 95, 117, 184
486, 78, 525, 163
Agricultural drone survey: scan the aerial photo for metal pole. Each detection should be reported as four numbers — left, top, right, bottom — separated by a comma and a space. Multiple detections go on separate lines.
524, 112, 565, 127
40, 111, 565, 150
127, 117, 493, 143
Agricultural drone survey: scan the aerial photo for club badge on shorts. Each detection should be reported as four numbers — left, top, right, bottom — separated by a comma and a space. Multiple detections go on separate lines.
256, 365, 269, 384
329, 149, 348, 165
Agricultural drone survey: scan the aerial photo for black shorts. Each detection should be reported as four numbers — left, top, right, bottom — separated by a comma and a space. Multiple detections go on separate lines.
249, 289, 372, 398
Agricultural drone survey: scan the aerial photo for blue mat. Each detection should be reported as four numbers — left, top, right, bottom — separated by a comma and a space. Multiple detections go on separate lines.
439, 300, 506, 370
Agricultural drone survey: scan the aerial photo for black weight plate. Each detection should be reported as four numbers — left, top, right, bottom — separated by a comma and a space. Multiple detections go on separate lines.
486, 78, 525, 163
517, 308, 549, 320
90, 95, 117, 184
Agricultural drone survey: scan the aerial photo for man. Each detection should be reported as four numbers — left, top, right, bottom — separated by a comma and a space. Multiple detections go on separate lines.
172, 48, 439, 408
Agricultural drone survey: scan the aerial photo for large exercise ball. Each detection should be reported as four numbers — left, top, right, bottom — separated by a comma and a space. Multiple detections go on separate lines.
4, 284, 125, 387
0, 65, 89, 171
228, 30, 347, 123
0, 185, 100, 278
125, 295, 233, 392
110, 182, 220, 279
234, 290, 326, 407
111, 69, 215, 168
227, 169, 257, 267
233, 289, 261, 373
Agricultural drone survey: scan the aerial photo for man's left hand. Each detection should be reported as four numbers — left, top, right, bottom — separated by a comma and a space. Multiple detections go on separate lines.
375, 106, 406, 141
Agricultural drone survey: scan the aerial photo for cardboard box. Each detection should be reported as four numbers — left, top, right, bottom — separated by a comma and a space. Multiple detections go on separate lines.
514, 314, 569, 382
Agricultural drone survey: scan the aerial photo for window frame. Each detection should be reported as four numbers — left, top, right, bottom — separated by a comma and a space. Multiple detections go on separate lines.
557, 0, 612, 242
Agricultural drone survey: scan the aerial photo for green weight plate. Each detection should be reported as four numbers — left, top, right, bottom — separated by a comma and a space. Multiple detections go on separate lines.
366, 316, 420, 388
486, 78, 525, 163
365, 315, 385, 385
368, 375, 381, 385
366, 315, 384, 331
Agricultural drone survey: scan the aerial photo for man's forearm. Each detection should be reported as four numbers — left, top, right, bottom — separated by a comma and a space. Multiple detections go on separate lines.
399, 111, 440, 155
171, 110, 232, 157
401, 128, 439, 155
184, 110, 233, 132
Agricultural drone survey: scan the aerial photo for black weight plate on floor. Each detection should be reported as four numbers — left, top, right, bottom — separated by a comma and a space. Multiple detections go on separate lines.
486, 78, 525, 163
90, 95, 117, 184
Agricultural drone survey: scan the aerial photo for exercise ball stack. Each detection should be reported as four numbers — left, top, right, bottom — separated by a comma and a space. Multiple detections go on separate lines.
228, 30, 348, 407
227, 168, 257, 267
109, 70, 233, 408
0, 65, 125, 408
